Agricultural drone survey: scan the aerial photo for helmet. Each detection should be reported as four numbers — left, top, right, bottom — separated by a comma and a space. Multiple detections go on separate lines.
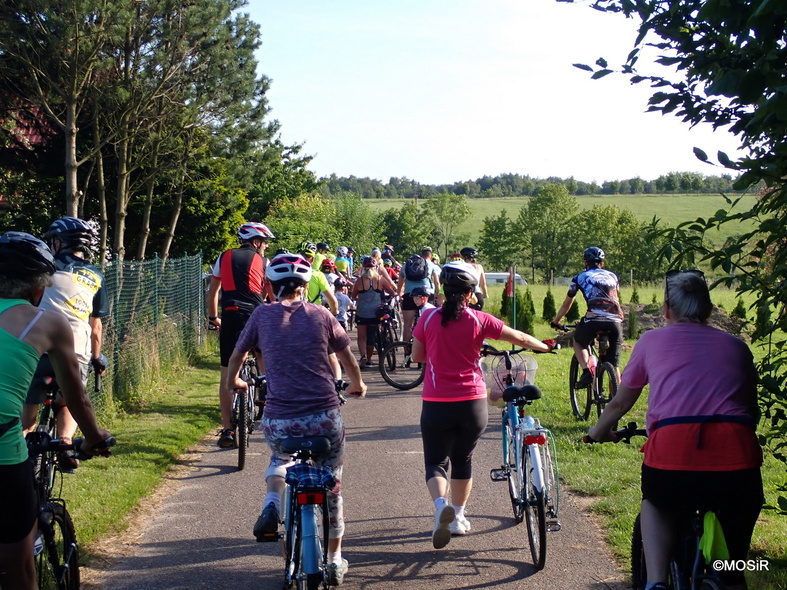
316, 242, 329, 251
274, 247, 290, 255
361, 256, 378, 268
297, 241, 317, 256
336, 246, 348, 257
383, 244, 394, 253
460, 247, 478, 259
410, 286, 432, 297
266, 253, 313, 284
334, 276, 347, 290
0, 231, 56, 276
583, 246, 605, 264
371, 247, 381, 256
320, 258, 336, 272
382, 259, 392, 267
440, 261, 479, 289
238, 222, 275, 241
44, 216, 95, 249
347, 247, 355, 254
448, 252, 462, 262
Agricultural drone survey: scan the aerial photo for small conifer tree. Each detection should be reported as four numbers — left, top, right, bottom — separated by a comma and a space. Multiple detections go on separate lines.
543, 288, 557, 322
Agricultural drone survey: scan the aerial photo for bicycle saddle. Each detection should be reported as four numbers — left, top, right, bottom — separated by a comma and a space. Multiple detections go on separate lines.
280, 436, 332, 455
502, 384, 542, 403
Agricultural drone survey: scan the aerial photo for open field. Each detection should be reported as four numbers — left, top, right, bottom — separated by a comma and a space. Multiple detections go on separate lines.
365, 194, 759, 247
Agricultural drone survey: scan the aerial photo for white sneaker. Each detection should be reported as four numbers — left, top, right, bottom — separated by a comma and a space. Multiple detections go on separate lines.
432, 504, 456, 549
449, 516, 471, 535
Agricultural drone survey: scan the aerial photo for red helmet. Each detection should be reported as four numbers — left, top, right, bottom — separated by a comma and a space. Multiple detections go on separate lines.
320, 258, 337, 272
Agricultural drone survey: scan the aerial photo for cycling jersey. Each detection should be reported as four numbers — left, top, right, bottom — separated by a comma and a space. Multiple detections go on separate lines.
38, 253, 109, 364
0, 300, 41, 465
211, 244, 266, 312
567, 267, 623, 321
334, 256, 350, 274
306, 271, 332, 304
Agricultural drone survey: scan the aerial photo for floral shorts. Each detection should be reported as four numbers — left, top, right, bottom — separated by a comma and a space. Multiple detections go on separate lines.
263, 409, 346, 537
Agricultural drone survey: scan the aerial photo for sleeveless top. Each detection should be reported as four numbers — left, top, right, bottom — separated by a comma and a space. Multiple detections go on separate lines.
0, 299, 43, 464
355, 277, 384, 319
212, 245, 266, 312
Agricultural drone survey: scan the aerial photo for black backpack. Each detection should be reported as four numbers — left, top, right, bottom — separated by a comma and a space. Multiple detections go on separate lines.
404, 255, 429, 281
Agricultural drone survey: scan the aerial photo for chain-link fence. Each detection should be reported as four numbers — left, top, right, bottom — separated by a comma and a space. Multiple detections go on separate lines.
99, 253, 206, 409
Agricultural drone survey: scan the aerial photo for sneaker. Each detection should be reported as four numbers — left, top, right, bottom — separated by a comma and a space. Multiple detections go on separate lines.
432, 504, 456, 549
325, 558, 349, 586
575, 370, 592, 388
217, 428, 235, 448
449, 516, 471, 535
253, 502, 280, 541
359, 356, 367, 368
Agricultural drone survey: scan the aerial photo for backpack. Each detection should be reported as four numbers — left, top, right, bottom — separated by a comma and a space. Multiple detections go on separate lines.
404, 254, 429, 281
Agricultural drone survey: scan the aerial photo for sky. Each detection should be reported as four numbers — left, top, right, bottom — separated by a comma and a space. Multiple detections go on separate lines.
246, 0, 743, 186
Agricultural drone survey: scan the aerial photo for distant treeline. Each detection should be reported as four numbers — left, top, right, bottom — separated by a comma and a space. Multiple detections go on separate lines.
319, 171, 744, 199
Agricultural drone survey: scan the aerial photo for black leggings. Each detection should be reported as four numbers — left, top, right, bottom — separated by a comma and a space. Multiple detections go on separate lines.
421, 399, 488, 481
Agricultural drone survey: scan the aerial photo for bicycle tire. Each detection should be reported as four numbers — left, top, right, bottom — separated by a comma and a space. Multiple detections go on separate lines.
505, 418, 524, 523
522, 446, 547, 570
305, 573, 322, 590
237, 391, 249, 471
37, 501, 80, 590
284, 496, 301, 588
379, 341, 425, 390
542, 434, 560, 521
569, 355, 590, 420
595, 362, 619, 424
631, 514, 646, 590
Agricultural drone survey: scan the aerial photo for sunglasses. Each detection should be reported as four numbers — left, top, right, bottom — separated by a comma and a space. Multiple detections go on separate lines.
664, 269, 705, 304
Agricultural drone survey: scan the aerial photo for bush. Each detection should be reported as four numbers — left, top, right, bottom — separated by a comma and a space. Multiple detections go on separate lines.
543, 288, 557, 322
515, 288, 535, 334
627, 302, 639, 339
566, 297, 580, 322
732, 299, 748, 321
630, 284, 640, 304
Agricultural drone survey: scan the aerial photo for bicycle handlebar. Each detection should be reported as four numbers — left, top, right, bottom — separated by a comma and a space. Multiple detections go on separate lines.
583, 421, 647, 444
29, 435, 116, 460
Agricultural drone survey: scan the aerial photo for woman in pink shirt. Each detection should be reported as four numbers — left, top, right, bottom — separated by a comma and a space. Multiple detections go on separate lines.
588, 270, 762, 590
411, 261, 555, 549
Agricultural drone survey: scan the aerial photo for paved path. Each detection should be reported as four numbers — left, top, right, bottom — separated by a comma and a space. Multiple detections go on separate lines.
85, 369, 627, 589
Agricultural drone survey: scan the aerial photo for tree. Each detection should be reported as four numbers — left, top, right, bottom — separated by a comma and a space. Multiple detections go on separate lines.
379, 200, 432, 257
478, 210, 522, 271
329, 192, 386, 254
422, 192, 471, 259
574, 0, 787, 505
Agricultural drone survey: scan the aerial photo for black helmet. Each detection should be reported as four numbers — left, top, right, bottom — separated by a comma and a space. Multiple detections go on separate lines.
583, 246, 605, 264
440, 261, 479, 290
44, 216, 95, 250
316, 242, 329, 251
0, 231, 56, 277
460, 247, 478, 259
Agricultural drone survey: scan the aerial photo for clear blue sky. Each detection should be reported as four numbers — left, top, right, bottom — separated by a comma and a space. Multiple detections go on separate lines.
247, 0, 742, 185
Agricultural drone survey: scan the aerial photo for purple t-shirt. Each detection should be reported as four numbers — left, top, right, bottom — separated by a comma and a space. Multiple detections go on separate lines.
413, 307, 504, 402
621, 322, 757, 433
236, 301, 351, 419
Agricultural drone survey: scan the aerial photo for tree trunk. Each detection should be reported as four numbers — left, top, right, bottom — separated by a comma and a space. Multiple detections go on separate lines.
65, 101, 79, 216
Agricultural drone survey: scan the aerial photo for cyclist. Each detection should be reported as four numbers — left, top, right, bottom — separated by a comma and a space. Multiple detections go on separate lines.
321, 258, 340, 287
313, 242, 332, 270
207, 222, 275, 447
334, 277, 354, 333
587, 270, 762, 590
398, 247, 442, 344
300, 243, 342, 378
334, 246, 351, 278
551, 246, 623, 386
411, 261, 556, 549
226, 253, 366, 587
460, 247, 488, 311
22, 217, 110, 471
410, 286, 435, 313
381, 258, 399, 283
350, 257, 397, 368
0, 232, 111, 590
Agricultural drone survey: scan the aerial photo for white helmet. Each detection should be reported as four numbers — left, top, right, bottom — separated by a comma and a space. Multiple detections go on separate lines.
238, 222, 275, 241
266, 253, 313, 285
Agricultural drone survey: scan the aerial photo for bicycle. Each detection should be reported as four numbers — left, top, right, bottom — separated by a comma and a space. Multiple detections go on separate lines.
482, 343, 561, 571
26, 431, 115, 590
379, 306, 425, 390
553, 322, 618, 421
231, 355, 259, 471
372, 299, 400, 361
588, 422, 728, 590
257, 380, 350, 590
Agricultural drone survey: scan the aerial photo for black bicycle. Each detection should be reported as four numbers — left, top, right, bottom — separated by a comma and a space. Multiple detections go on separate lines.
232, 355, 260, 471
379, 306, 425, 390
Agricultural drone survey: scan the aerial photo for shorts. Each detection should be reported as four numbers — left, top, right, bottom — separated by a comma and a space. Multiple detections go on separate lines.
421, 399, 488, 481
0, 460, 37, 543
26, 355, 90, 405
573, 318, 623, 366
641, 464, 763, 585
355, 317, 379, 326
219, 309, 254, 367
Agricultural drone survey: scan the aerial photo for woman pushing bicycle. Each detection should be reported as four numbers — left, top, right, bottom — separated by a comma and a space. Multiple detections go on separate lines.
226, 252, 366, 586
586, 270, 763, 590
411, 261, 556, 549
0, 232, 111, 590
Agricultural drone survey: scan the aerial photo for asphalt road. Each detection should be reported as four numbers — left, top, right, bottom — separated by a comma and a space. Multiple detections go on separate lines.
85, 368, 628, 590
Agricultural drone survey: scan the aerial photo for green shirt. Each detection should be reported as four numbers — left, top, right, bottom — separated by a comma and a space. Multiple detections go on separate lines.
306, 271, 332, 304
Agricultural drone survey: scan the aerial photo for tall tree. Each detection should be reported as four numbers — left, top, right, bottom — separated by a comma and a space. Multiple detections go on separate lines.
422, 192, 471, 259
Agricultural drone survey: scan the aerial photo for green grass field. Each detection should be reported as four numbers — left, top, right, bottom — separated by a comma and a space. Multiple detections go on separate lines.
365, 193, 758, 248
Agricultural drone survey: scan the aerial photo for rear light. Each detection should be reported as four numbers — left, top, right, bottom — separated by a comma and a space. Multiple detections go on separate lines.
524, 434, 547, 446
297, 491, 326, 505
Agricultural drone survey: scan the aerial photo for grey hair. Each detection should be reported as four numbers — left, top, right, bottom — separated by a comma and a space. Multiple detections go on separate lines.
0, 274, 52, 299
666, 272, 712, 324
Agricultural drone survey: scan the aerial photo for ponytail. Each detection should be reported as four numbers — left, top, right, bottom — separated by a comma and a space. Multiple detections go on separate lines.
439, 286, 471, 326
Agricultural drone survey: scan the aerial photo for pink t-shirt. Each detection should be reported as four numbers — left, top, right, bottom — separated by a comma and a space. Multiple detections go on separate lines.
413, 307, 504, 402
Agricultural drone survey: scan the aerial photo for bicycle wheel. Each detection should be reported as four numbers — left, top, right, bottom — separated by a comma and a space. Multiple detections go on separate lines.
236, 391, 249, 471
569, 355, 591, 420
37, 502, 80, 590
284, 496, 301, 588
631, 514, 646, 590
504, 418, 524, 523
379, 341, 425, 390
595, 362, 618, 423
542, 434, 560, 522
522, 446, 547, 570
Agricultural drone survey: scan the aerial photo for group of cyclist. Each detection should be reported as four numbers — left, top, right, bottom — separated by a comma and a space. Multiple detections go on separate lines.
0, 220, 112, 590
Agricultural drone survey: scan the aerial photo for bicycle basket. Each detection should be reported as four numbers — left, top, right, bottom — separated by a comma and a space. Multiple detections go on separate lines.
482, 353, 538, 405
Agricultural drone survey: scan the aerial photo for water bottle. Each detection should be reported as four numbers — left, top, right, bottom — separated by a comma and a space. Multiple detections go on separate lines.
34, 532, 44, 556
523, 415, 536, 430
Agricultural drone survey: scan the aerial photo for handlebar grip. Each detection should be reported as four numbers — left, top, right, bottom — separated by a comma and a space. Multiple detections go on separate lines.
94, 370, 101, 393
73, 436, 116, 460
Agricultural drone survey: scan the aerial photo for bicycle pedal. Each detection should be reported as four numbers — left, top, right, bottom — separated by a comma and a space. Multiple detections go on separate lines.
255, 532, 281, 543
490, 468, 508, 482
547, 519, 562, 532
